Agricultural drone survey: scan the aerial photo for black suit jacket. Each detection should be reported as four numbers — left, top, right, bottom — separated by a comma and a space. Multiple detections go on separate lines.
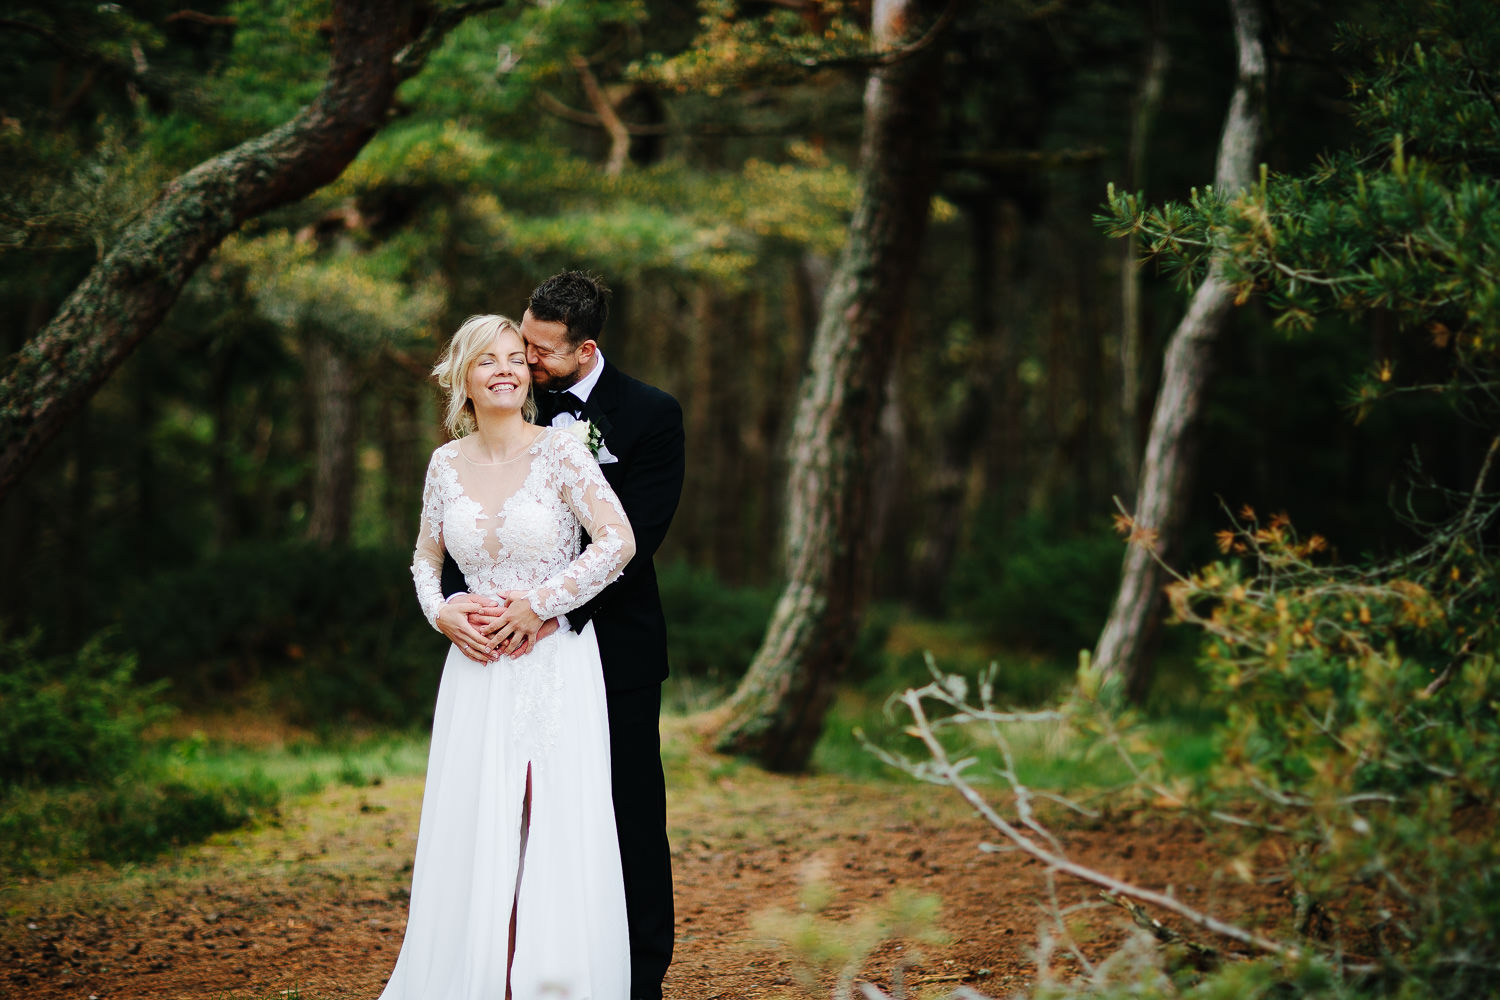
441, 361, 685, 691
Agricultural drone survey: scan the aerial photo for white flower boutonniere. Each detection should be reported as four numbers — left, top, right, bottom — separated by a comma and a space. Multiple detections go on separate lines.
565, 418, 604, 458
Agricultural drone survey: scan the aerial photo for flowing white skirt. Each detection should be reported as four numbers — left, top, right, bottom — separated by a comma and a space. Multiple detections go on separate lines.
377, 623, 629, 1000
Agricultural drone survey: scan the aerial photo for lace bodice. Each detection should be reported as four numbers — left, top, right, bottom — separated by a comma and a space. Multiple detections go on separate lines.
411, 426, 635, 630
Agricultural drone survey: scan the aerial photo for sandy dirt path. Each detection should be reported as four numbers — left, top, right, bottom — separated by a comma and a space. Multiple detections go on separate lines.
1, 725, 1285, 999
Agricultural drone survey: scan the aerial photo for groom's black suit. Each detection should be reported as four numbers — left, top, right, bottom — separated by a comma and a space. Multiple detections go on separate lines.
440, 359, 684, 999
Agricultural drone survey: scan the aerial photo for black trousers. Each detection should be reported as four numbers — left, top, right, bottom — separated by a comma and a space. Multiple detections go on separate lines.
605, 683, 674, 998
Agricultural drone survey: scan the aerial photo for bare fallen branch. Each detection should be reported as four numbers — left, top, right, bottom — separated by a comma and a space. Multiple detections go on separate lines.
1101, 890, 1221, 964
882, 684, 1325, 962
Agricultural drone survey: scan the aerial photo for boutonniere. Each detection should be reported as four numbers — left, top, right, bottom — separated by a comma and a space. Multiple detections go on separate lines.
565, 418, 604, 458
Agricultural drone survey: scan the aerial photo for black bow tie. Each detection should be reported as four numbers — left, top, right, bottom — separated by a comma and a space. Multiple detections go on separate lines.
552, 394, 584, 418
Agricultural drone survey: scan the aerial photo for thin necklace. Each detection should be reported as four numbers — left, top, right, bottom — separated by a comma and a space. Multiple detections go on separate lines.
459, 433, 536, 466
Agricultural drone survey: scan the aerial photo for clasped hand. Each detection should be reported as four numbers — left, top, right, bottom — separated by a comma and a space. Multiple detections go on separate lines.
435, 592, 557, 662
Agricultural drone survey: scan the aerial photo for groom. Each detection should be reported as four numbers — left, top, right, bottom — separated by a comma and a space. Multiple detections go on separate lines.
436, 270, 684, 999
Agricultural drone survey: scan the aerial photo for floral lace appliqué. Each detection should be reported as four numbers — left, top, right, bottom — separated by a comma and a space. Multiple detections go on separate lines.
408, 428, 635, 755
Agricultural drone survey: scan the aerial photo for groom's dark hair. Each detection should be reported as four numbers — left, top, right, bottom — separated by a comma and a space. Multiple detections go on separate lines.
529, 271, 610, 347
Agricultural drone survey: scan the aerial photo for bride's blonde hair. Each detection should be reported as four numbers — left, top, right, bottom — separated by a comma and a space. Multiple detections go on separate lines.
433, 314, 537, 437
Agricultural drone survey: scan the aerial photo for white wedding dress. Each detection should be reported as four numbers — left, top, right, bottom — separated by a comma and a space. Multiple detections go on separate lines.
381, 425, 633, 1000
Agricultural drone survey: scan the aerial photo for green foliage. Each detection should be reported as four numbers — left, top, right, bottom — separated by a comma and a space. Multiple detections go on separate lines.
338, 137, 856, 286
110, 551, 886, 731
0, 628, 169, 788
0, 1, 244, 251
398, 0, 648, 117
658, 561, 777, 683
634, 0, 869, 94
0, 627, 278, 874
1098, 0, 1500, 420
1021, 950, 1357, 1000
210, 0, 332, 131
962, 502, 1499, 1000
1164, 506, 1500, 999
1084, 7, 1500, 993
659, 564, 890, 718
948, 513, 1123, 658
219, 230, 446, 347
108, 542, 444, 727
0, 121, 174, 253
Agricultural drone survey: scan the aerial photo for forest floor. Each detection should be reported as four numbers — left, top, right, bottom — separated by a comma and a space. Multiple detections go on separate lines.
0, 715, 1291, 1000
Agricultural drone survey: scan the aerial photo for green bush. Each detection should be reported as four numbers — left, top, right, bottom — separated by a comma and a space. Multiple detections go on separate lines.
114, 549, 862, 724
0, 626, 279, 872
92, 773, 279, 863
112, 548, 871, 725
108, 541, 444, 726
1165, 513, 1500, 999
0, 628, 169, 788
946, 513, 1122, 658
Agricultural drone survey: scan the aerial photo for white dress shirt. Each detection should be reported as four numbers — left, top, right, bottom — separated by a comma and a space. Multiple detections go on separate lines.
551, 351, 606, 425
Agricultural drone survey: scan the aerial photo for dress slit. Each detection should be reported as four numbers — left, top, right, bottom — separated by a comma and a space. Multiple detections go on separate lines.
507, 762, 534, 999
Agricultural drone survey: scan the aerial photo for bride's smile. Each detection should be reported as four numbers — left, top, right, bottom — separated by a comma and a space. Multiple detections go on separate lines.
466, 330, 531, 414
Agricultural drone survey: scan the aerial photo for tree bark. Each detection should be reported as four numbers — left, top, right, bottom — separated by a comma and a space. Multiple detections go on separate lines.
1093, 0, 1266, 701
712, 0, 947, 772
0, 0, 508, 503
1117, 0, 1170, 497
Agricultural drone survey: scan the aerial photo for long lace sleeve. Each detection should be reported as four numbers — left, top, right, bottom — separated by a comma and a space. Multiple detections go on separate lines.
411, 448, 449, 629
524, 433, 636, 619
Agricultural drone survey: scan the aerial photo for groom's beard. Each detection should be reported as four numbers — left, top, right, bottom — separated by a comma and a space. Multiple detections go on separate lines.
531, 364, 582, 392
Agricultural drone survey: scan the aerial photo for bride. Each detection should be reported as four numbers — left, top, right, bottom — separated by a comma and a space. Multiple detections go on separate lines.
382, 314, 633, 1000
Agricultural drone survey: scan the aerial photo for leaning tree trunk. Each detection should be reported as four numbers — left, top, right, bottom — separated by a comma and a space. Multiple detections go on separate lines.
712, 0, 946, 772
1117, 0, 1170, 498
1093, 0, 1266, 701
0, 0, 507, 503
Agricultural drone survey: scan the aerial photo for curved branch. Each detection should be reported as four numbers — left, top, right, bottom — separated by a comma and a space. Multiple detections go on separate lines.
569, 51, 631, 176
0, 0, 509, 502
164, 10, 239, 27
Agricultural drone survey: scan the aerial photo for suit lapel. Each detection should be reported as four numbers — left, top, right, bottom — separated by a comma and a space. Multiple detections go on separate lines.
581, 362, 619, 439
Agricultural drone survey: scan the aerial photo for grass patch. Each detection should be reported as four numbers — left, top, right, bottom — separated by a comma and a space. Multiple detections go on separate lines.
0, 768, 279, 874
151, 728, 432, 796
0, 728, 431, 876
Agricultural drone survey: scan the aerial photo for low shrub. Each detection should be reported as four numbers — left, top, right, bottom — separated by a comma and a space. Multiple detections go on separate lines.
0, 625, 279, 873
1170, 512, 1500, 1000
0, 628, 169, 788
